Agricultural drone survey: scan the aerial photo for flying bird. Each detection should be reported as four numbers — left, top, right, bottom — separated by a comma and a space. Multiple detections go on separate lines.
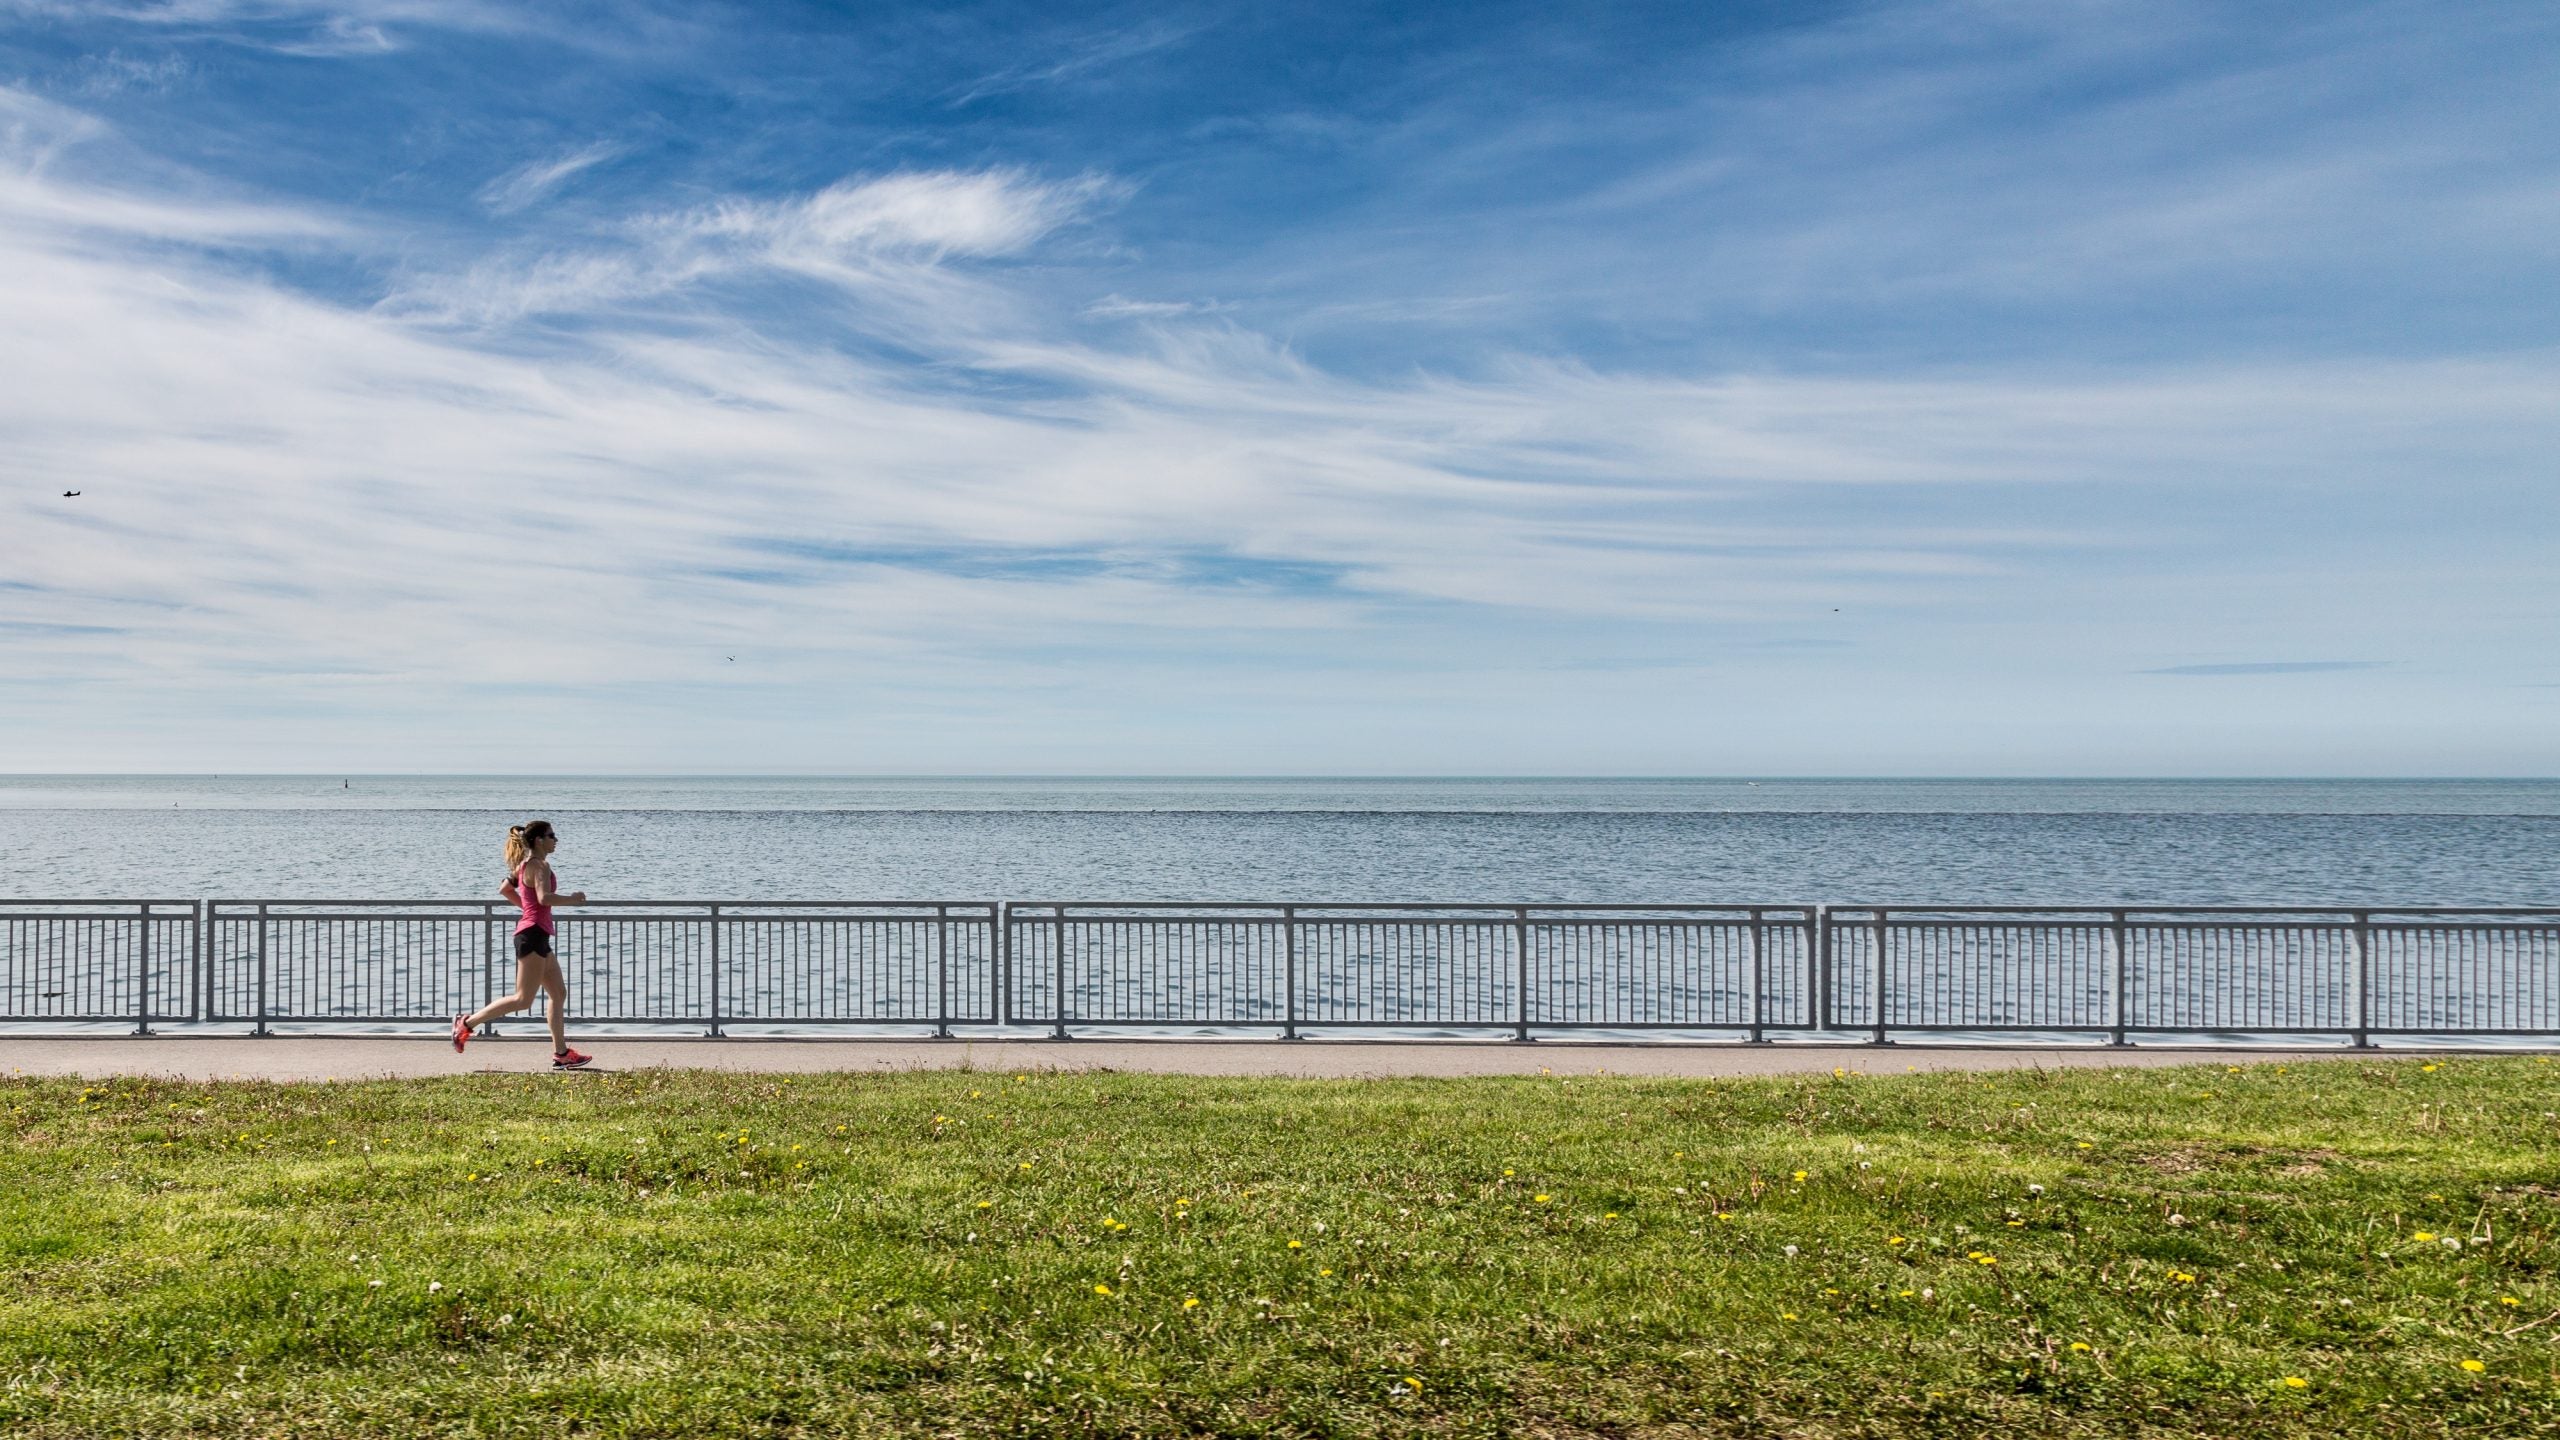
62, 490, 80, 497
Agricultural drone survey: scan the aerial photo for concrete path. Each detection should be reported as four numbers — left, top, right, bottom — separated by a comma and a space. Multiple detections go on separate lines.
0, 1035, 2487, 1083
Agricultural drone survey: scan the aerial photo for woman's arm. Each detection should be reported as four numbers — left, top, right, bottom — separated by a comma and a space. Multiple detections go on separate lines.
529, 864, 587, 906
499, 875, 519, 901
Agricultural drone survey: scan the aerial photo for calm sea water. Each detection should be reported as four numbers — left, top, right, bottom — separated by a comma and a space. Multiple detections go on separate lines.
3, 776, 2556, 904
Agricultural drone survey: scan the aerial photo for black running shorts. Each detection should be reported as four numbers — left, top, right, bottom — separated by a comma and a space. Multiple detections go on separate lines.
515, 927, 555, 959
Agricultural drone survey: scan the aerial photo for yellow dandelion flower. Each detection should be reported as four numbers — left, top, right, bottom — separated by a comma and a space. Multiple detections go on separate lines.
1604, 1212, 1619, 1220
2170, 1271, 2195, 1283
1403, 1376, 1423, 1391
1288, 1240, 1303, 1249
1977, 1255, 1998, 1266
2460, 1359, 2485, 1373
1888, 1236, 1905, 1246
2421, 1064, 2439, 1073
2413, 1231, 2437, 1243
2075, 1142, 2092, 1150
2069, 1342, 2090, 1353
2499, 1296, 2521, 1306
1715, 1211, 1733, 1221
2282, 1376, 2307, 1388
1503, 1169, 1515, 1177
1792, 1170, 1808, 1183
1781, 1311, 1798, 1320
1183, 1297, 1200, 1309
1318, 1268, 1334, 1276
978, 1201, 993, 1209
1897, 1290, 1915, 1298
1535, 1194, 1551, 1203
1093, 1284, 1112, 1296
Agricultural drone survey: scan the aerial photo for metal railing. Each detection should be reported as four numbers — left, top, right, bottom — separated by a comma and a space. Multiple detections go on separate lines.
2, 899, 2554, 1043
0, 900, 201, 1033
196, 900, 998, 1035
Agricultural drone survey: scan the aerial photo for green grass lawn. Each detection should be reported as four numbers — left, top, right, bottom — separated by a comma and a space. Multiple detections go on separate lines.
3, 1055, 2555, 1437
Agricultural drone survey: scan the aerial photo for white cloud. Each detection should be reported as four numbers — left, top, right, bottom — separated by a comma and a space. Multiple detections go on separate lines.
476, 141, 621, 214
392, 167, 1108, 324
2, 65, 2556, 769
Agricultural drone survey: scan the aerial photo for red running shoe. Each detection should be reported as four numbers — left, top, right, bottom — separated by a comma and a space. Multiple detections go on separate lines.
451, 1014, 472, 1052
552, 1047, 593, 1070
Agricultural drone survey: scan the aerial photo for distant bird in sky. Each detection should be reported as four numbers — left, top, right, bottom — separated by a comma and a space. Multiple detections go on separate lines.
61, 490, 79, 496
726, 656, 735, 662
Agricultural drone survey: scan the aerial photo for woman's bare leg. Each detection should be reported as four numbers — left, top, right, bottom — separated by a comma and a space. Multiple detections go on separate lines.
540, 957, 569, 1052
462, 958, 544, 1030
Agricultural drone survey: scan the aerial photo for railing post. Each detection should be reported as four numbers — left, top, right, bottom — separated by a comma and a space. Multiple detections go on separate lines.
934, 905, 952, 1039
1870, 907, 1891, 1045
1281, 906, 1300, 1041
996, 904, 1012, 1027
707, 904, 724, 1038
1812, 905, 1831, 1032
1512, 906, 1534, 1042
2109, 909, 2131, 1047
479, 904, 498, 1037
196, 899, 210, 1023
254, 904, 269, 1037
2350, 910, 2372, 1048
1746, 909, 1767, 1043
1052, 907, 1071, 1041
134, 902, 152, 1036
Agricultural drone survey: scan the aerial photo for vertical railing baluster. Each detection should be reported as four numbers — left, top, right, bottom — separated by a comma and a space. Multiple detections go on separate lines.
2109, 909, 2131, 1046
195, 899, 209, 1023
995, 904, 1010, 1027
935, 905, 951, 1038
254, 904, 269, 1037
134, 901, 152, 1036
1870, 907, 1891, 1045
1512, 906, 1533, 1042
2351, 910, 2372, 1048
1282, 906, 1300, 1040
479, 904, 497, 1037
708, 904, 724, 1038
1746, 908, 1766, 1044
1052, 907, 1070, 1041
1812, 905, 1831, 1031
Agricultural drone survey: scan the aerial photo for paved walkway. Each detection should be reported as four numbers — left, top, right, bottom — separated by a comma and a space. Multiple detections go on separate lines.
0, 1035, 2481, 1082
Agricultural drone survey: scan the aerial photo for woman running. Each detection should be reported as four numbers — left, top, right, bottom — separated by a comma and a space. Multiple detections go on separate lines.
452, 819, 592, 1068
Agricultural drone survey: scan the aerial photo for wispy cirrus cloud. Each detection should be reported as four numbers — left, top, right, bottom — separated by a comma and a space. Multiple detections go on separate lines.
2142, 662, 2395, 677
475, 140, 620, 213
392, 167, 1112, 325
946, 15, 1209, 107
1, 0, 2556, 772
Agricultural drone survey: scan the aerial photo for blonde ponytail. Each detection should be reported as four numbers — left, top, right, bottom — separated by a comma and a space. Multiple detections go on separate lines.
504, 819, 555, 869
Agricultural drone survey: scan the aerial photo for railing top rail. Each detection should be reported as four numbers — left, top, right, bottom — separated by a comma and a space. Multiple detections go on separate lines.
203, 898, 998, 909
1003, 900, 1818, 913
1823, 903, 2560, 917
0, 899, 203, 908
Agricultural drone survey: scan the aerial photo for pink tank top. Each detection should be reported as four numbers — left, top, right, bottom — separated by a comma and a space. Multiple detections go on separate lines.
513, 862, 555, 934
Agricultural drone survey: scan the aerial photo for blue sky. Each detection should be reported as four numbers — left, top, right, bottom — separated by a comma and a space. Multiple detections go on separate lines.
0, 0, 2554, 774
